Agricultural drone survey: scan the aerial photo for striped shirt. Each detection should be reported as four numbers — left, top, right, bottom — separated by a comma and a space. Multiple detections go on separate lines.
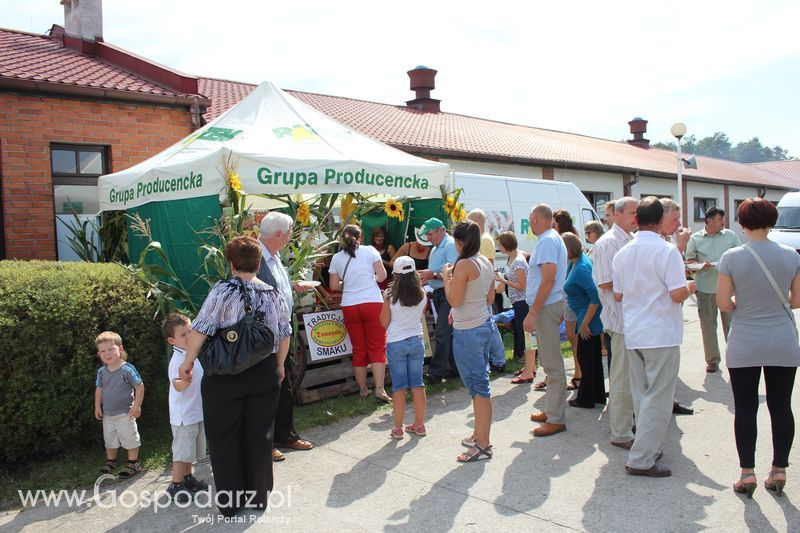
193, 277, 292, 353
591, 223, 632, 334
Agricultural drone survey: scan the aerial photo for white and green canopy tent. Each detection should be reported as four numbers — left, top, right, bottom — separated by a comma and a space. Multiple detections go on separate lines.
98, 81, 451, 300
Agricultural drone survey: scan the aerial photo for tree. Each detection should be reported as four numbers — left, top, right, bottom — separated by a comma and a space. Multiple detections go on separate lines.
651, 132, 791, 162
696, 132, 732, 160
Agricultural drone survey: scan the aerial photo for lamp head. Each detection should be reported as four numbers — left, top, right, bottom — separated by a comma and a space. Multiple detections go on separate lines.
670, 122, 687, 139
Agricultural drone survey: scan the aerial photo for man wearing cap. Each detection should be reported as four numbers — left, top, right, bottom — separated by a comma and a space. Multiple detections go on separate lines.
685, 206, 740, 373
418, 218, 460, 383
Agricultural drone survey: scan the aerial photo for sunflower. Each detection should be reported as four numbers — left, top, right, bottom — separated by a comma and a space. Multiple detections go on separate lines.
340, 193, 356, 223
384, 198, 403, 219
228, 171, 242, 192
296, 202, 311, 226
452, 203, 466, 222
443, 195, 456, 214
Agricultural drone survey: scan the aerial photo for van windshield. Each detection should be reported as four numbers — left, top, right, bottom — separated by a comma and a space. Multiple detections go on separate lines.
775, 207, 800, 229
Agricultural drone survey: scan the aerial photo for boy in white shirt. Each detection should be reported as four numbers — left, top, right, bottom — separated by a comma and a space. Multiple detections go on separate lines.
163, 313, 207, 500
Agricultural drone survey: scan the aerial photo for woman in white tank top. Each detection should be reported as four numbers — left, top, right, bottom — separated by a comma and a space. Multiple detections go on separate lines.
443, 221, 496, 462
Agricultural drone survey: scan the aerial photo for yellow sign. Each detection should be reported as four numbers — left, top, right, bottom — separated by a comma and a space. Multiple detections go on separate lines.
303, 310, 353, 361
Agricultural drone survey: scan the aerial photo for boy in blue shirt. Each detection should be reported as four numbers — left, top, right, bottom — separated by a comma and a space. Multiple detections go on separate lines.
95, 331, 144, 478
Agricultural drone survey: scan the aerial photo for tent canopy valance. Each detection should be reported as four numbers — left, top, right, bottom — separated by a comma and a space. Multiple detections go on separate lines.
98, 82, 451, 211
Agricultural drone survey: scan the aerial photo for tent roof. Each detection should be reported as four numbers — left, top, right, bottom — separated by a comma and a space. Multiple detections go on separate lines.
98, 82, 450, 211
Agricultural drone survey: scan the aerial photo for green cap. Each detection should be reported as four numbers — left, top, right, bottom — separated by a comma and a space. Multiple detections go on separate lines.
419, 217, 444, 235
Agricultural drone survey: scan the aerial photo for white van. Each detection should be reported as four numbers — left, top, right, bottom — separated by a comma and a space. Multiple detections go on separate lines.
769, 192, 800, 253
454, 172, 599, 256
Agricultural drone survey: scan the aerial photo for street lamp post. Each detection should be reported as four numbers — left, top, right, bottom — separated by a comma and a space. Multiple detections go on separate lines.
671, 122, 687, 222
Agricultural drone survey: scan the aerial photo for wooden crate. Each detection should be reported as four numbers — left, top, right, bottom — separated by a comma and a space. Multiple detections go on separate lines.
292, 307, 436, 405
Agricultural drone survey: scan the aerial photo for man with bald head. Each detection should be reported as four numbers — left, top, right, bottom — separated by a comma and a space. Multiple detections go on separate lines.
524, 204, 569, 437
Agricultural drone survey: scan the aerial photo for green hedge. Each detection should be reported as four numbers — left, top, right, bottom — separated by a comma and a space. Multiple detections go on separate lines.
0, 261, 168, 464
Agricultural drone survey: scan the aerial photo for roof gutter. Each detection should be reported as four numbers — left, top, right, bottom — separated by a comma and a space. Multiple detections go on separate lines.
399, 146, 798, 192
0, 78, 209, 111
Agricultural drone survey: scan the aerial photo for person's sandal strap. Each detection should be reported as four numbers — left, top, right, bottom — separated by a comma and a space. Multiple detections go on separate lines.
100, 459, 117, 474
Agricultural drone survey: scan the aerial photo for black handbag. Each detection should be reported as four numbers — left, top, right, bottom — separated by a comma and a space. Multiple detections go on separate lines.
198, 279, 276, 376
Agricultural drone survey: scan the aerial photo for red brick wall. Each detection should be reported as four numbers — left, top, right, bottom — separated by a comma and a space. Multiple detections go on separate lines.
0, 92, 194, 259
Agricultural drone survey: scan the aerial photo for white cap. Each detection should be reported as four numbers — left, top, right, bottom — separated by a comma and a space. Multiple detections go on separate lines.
393, 255, 416, 274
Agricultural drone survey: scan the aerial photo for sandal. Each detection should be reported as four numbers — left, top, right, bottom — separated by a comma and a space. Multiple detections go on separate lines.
457, 444, 493, 463
534, 380, 547, 391
359, 389, 372, 398
566, 377, 582, 391
511, 376, 534, 384
117, 460, 142, 479
99, 459, 117, 475
390, 426, 404, 439
461, 436, 477, 448
733, 472, 758, 499
374, 389, 392, 403
404, 423, 427, 436
765, 467, 786, 496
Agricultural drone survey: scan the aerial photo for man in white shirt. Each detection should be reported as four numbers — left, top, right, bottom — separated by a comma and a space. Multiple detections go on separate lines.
612, 197, 696, 477
258, 212, 314, 460
592, 196, 637, 450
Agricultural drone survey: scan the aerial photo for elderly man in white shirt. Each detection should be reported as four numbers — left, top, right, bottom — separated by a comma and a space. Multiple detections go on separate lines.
612, 197, 696, 477
258, 212, 314, 461
592, 196, 637, 450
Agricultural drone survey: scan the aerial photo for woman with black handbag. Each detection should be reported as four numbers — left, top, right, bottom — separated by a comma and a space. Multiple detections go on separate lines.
180, 236, 291, 517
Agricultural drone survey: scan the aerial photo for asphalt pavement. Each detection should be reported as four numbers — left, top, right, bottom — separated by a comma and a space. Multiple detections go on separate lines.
2, 298, 799, 532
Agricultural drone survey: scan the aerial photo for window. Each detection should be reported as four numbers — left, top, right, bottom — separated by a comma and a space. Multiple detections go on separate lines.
51, 144, 108, 261
51, 144, 108, 214
583, 191, 611, 213
733, 199, 744, 221
694, 197, 717, 222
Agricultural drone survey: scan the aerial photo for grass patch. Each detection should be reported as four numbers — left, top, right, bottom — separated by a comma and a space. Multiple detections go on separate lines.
0, 335, 573, 508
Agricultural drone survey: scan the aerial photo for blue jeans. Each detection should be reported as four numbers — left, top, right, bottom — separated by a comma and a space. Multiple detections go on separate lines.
387, 335, 425, 390
453, 320, 493, 398
486, 319, 506, 368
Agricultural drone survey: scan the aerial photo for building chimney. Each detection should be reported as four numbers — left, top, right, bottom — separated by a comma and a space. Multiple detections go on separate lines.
406, 66, 441, 113
62, 0, 103, 42
627, 117, 650, 148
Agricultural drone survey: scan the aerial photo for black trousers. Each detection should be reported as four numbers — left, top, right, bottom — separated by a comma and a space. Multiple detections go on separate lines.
428, 288, 456, 378
575, 334, 606, 407
604, 332, 612, 374
511, 300, 529, 358
202, 355, 281, 516
274, 354, 299, 444
729, 366, 797, 469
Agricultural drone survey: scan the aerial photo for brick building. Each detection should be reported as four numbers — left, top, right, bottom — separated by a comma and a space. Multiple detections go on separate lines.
0, 0, 206, 259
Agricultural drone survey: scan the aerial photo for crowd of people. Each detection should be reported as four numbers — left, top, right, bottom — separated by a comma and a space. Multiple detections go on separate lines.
91, 196, 799, 517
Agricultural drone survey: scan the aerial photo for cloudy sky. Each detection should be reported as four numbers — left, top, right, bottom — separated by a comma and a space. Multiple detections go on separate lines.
3, 1, 800, 156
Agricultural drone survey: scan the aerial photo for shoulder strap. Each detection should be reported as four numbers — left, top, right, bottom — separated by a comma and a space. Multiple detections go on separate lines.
743, 244, 796, 329
341, 255, 354, 283
233, 277, 255, 316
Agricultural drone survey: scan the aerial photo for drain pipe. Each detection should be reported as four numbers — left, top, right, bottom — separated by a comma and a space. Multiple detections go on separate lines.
623, 169, 640, 197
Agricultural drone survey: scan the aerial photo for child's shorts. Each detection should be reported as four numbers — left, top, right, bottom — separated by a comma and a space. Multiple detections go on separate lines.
386, 335, 425, 390
171, 421, 207, 463
103, 413, 141, 450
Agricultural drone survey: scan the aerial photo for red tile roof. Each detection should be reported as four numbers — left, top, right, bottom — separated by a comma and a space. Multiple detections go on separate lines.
751, 160, 800, 182
197, 77, 798, 190
0, 27, 191, 97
